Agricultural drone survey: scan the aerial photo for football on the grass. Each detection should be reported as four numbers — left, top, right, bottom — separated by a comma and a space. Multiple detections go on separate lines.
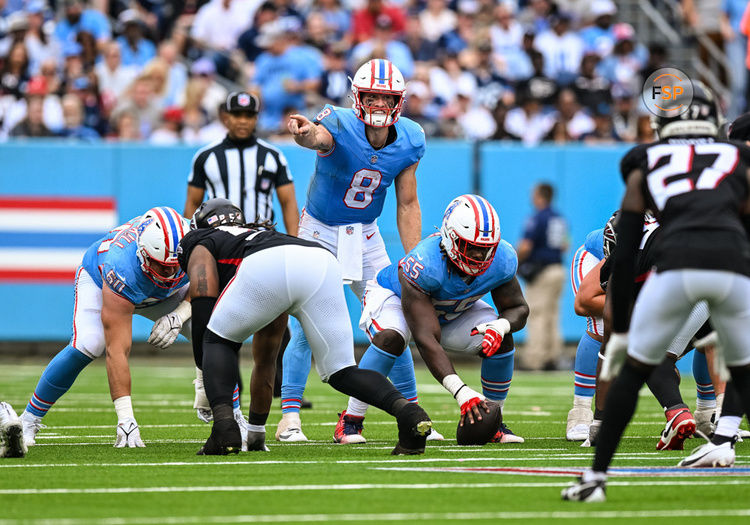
456, 400, 501, 445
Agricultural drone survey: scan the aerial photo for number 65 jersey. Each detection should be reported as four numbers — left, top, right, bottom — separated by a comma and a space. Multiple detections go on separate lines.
621, 137, 750, 275
305, 104, 426, 226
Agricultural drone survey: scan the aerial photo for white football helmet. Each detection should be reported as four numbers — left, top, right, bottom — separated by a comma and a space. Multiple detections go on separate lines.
136, 206, 187, 286
440, 195, 501, 276
350, 59, 405, 127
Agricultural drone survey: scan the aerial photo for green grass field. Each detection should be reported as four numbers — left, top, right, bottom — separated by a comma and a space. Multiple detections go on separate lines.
1, 357, 749, 524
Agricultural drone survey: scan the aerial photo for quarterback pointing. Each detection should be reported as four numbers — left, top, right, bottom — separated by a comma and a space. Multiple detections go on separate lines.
278, 58, 428, 442
19, 207, 191, 448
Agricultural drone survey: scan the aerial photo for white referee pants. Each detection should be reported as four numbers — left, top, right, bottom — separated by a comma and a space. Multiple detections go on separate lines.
629, 269, 750, 367
207, 245, 357, 381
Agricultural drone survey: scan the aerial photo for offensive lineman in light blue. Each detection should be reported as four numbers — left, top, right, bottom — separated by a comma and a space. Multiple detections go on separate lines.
335, 195, 530, 443
278, 58, 428, 441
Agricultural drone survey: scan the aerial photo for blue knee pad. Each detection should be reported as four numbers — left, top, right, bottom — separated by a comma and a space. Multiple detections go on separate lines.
388, 350, 418, 403
481, 350, 514, 403
693, 351, 715, 400
574, 333, 599, 398
26, 345, 93, 417
281, 317, 312, 414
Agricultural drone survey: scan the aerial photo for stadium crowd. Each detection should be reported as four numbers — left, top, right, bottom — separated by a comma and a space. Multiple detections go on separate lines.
0, 0, 744, 144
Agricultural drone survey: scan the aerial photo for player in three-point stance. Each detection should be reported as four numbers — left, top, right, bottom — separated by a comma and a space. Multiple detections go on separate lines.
19, 207, 191, 448
335, 194, 529, 443
563, 82, 750, 501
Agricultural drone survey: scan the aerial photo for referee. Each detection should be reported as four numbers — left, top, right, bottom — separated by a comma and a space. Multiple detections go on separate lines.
184, 91, 299, 236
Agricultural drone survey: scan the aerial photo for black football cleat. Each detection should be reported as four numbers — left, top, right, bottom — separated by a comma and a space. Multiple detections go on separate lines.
391, 403, 432, 455
197, 418, 242, 456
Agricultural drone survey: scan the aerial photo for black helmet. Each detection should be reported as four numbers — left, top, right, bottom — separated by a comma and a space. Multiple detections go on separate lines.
602, 210, 618, 259
651, 80, 723, 139
190, 198, 245, 230
729, 112, 750, 140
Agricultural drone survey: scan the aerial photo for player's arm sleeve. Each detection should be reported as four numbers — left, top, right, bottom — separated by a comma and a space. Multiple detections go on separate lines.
273, 149, 293, 187
185, 243, 221, 370
314, 104, 342, 142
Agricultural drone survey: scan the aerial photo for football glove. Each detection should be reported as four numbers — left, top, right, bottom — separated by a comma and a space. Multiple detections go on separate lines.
600, 333, 628, 381
148, 301, 191, 349
114, 418, 145, 448
470, 318, 511, 357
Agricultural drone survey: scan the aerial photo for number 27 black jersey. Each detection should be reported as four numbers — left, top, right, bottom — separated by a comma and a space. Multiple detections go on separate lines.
620, 137, 750, 275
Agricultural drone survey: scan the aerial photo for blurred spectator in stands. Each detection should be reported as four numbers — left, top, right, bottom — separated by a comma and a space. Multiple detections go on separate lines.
454, 84, 497, 139
429, 50, 476, 108
572, 52, 611, 112
157, 40, 188, 108
0, 11, 28, 59
187, 56, 227, 117
548, 87, 594, 143
67, 73, 105, 135
112, 74, 160, 138
312, 0, 349, 41
487, 3, 531, 81
116, 9, 156, 68
597, 23, 648, 94
59, 92, 99, 140
109, 107, 141, 140
556, 0, 592, 23
38, 58, 61, 95
181, 77, 210, 143
437, 3, 476, 55
533, 11, 583, 85
0, 40, 29, 98
149, 105, 184, 144
351, 14, 414, 78
271, 0, 304, 24
682, 0, 727, 84
419, 0, 456, 42
9, 90, 54, 137
518, 0, 553, 35
636, 114, 655, 143
504, 86, 555, 145
611, 85, 638, 142
24, 1, 58, 75
306, 12, 332, 51
238, 1, 278, 62
350, 0, 406, 44
489, 98, 512, 140
96, 40, 137, 108
402, 15, 438, 62
640, 42, 669, 79
317, 42, 350, 106
469, 41, 513, 110
401, 79, 440, 136
76, 30, 98, 71
721, 0, 748, 118
581, 102, 619, 143
190, 0, 255, 76
191, 101, 227, 144
54, 0, 111, 52
515, 50, 558, 108
142, 58, 170, 109
1, 75, 63, 136
579, 0, 617, 57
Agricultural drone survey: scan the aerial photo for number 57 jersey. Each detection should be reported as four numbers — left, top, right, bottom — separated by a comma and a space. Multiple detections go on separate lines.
305, 104, 426, 226
621, 138, 750, 275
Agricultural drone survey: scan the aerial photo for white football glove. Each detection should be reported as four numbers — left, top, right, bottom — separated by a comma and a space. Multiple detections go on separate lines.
148, 301, 191, 349
114, 418, 145, 448
600, 333, 628, 381
470, 318, 511, 357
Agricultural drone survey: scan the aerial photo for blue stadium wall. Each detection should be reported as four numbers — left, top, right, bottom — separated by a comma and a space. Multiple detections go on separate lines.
0, 140, 628, 344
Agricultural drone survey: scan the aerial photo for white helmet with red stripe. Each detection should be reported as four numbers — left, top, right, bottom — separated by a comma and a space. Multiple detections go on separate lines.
136, 206, 187, 286
440, 194, 501, 276
350, 59, 405, 127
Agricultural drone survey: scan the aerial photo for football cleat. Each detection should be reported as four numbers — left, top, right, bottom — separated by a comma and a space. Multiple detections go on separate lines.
693, 406, 715, 437
246, 430, 270, 452
20, 411, 45, 447
566, 406, 593, 441
490, 423, 525, 444
426, 427, 445, 441
197, 418, 242, 455
392, 403, 432, 455
582, 419, 602, 448
561, 476, 607, 502
0, 402, 27, 458
656, 409, 696, 451
275, 412, 308, 442
333, 411, 366, 444
678, 439, 736, 467
234, 410, 251, 451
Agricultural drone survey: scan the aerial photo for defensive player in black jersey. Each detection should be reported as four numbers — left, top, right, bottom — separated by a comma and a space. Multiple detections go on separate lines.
178, 198, 433, 455
563, 82, 750, 501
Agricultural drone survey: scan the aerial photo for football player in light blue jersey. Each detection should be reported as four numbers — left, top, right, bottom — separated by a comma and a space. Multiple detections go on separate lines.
19, 207, 193, 449
335, 195, 530, 443
277, 58, 430, 442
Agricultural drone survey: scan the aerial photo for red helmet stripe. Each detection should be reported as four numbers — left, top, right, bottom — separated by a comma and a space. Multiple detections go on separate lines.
387, 60, 393, 90
370, 60, 376, 88
150, 208, 171, 260
464, 196, 481, 240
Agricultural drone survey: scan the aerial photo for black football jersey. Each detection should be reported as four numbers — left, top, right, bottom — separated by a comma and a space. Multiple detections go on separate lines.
620, 137, 750, 275
178, 226, 327, 291
600, 217, 661, 296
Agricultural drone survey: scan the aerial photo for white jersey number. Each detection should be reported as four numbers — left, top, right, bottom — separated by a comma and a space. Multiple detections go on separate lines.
343, 169, 382, 209
646, 143, 738, 210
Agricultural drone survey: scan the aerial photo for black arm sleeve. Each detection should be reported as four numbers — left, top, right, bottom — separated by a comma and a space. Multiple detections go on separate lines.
742, 214, 750, 239
610, 210, 643, 333
191, 296, 217, 369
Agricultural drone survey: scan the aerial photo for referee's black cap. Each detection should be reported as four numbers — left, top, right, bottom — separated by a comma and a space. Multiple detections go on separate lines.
729, 112, 750, 140
225, 91, 260, 114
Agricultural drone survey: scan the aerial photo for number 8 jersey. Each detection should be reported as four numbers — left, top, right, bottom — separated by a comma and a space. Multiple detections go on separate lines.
621, 137, 750, 275
305, 104, 426, 225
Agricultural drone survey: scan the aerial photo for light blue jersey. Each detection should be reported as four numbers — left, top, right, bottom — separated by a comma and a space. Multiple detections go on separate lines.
305, 104, 426, 225
583, 228, 604, 260
81, 218, 189, 306
376, 234, 518, 324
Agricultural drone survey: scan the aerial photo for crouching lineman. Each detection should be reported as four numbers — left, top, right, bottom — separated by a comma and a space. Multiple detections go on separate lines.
19, 207, 192, 448
179, 198, 433, 455
334, 195, 529, 444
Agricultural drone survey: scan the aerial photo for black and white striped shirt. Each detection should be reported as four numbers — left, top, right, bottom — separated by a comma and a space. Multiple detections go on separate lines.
188, 135, 293, 223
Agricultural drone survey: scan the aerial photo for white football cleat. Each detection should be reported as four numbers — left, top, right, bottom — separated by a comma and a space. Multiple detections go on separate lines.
426, 427, 445, 441
566, 407, 593, 441
0, 402, 27, 458
19, 411, 45, 447
275, 412, 308, 442
678, 440, 735, 467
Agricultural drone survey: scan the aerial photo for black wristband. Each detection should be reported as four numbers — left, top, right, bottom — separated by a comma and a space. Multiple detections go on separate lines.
191, 296, 217, 369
